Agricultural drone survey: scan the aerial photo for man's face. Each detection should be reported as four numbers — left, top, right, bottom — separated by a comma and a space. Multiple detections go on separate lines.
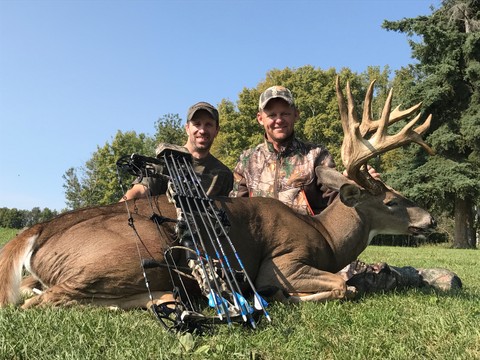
257, 98, 298, 147
185, 111, 219, 152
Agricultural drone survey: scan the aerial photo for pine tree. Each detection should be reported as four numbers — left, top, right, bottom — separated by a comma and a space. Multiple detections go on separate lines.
383, 0, 480, 248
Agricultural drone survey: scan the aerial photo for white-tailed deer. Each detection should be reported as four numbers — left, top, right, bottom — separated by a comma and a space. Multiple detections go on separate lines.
0, 78, 436, 310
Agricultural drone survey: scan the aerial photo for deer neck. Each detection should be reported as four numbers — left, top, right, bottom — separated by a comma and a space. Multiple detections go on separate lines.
315, 198, 372, 269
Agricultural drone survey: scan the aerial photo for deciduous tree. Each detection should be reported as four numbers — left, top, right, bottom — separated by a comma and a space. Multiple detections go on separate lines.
62, 130, 155, 208
62, 114, 186, 209
214, 65, 392, 170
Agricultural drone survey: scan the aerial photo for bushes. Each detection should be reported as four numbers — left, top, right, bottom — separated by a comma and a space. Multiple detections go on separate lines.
371, 232, 450, 247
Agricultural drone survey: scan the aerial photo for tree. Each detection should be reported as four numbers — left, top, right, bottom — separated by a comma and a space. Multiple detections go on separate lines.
213, 65, 392, 170
38, 208, 57, 223
63, 167, 84, 209
213, 96, 263, 169
21, 207, 58, 227
154, 113, 187, 146
62, 130, 156, 208
62, 114, 187, 209
0, 207, 25, 229
24, 207, 41, 227
383, 0, 480, 248
0, 207, 58, 228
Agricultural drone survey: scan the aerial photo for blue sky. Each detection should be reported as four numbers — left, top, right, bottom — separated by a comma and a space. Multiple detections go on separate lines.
0, 0, 440, 211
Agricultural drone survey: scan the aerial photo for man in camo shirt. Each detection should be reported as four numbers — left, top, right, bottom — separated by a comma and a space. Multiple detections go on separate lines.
230, 86, 336, 215
230, 86, 461, 294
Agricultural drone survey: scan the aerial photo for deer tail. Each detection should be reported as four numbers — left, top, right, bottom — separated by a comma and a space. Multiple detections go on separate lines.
0, 228, 39, 307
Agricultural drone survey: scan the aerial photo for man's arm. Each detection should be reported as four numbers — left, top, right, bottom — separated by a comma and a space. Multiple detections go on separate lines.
228, 151, 250, 198
119, 163, 168, 202
119, 184, 149, 202
229, 172, 249, 197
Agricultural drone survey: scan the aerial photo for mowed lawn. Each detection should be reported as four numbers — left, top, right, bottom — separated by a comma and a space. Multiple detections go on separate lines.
0, 228, 479, 360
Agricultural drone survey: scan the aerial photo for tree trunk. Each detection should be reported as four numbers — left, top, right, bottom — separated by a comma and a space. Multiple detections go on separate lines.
453, 195, 476, 248
476, 205, 480, 248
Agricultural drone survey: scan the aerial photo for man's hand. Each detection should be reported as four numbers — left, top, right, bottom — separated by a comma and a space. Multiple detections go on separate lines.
120, 184, 149, 202
322, 188, 338, 206
342, 165, 381, 181
367, 165, 381, 180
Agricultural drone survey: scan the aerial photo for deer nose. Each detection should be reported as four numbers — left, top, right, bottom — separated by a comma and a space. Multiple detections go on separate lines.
431, 217, 437, 228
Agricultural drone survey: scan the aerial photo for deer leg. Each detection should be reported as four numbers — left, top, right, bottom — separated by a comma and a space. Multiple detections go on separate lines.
256, 261, 355, 302
20, 275, 44, 297
91, 291, 176, 310
21, 291, 78, 308
21, 283, 177, 310
285, 268, 354, 302
21, 282, 88, 309
288, 287, 357, 303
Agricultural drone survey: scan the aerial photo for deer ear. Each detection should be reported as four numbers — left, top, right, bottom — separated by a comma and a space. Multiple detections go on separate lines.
315, 166, 351, 192
339, 184, 362, 207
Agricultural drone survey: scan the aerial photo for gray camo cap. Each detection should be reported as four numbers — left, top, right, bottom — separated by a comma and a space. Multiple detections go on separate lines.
258, 86, 295, 110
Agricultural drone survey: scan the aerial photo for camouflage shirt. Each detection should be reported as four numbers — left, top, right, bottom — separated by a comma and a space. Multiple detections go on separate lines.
230, 136, 336, 215
134, 153, 233, 197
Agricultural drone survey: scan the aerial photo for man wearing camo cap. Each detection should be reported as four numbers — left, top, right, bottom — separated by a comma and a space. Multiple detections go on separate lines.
230, 85, 460, 295
122, 101, 233, 201
229, 85, 336, 215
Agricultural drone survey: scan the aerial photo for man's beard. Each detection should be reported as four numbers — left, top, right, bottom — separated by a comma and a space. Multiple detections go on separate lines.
192, 138, 212, 152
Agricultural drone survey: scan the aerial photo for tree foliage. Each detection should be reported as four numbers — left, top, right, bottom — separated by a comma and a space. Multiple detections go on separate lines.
154, 113, 186, 146
62, 116, 186, 209
0, 207, 58, 229
57, 1, 479, 248
213, 65, 392, 169
383, 0, 480, 248
62, 130, 156, 208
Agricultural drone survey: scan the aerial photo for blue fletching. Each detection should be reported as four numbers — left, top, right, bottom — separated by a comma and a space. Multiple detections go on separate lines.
234, 292, 254, 314
208, 292, 228, 310
254, 294, 268, 310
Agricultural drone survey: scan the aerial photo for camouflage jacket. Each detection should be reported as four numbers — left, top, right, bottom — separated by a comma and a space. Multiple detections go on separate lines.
230, 136, 336, 215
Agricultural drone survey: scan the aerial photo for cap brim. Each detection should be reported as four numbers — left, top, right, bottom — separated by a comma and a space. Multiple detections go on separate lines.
259, 96, 293, 110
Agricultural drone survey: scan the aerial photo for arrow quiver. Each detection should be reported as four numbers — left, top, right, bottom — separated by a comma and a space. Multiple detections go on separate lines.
117, 144, 270, 333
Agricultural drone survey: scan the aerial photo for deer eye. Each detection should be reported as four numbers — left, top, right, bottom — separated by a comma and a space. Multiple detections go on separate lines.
385, 200, 398, 207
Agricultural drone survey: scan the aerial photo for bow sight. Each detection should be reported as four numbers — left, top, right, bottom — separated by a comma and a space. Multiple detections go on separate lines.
116, 145, 270, 333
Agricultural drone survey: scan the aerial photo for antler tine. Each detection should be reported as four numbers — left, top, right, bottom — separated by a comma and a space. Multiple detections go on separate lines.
360, 80, 377, 134
390, 102, 423, 123
397, 113, 435, 155
359, 85, 424, 137
370, 88, 394, 144
346, 81, 359, 126
336, 77, 354, 167
336, 78, 434, 194
338, 80, 381, 193
335, 76, 349, 132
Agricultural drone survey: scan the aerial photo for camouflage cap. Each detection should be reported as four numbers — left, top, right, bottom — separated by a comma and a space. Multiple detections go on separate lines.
258, 86, 295, 110
187, 102, 219, 124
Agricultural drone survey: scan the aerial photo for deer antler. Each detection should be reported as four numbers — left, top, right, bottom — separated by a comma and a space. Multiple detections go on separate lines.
336, 76, 435, 194
359, 80, 424, 137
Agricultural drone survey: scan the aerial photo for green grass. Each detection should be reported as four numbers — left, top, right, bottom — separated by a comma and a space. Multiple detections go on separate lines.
0, 228, 479, 359
0, 227, 19, 246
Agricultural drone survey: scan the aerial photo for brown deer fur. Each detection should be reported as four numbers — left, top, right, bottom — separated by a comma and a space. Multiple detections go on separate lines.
0, 79, 435, 309
0, 167, 435, 309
